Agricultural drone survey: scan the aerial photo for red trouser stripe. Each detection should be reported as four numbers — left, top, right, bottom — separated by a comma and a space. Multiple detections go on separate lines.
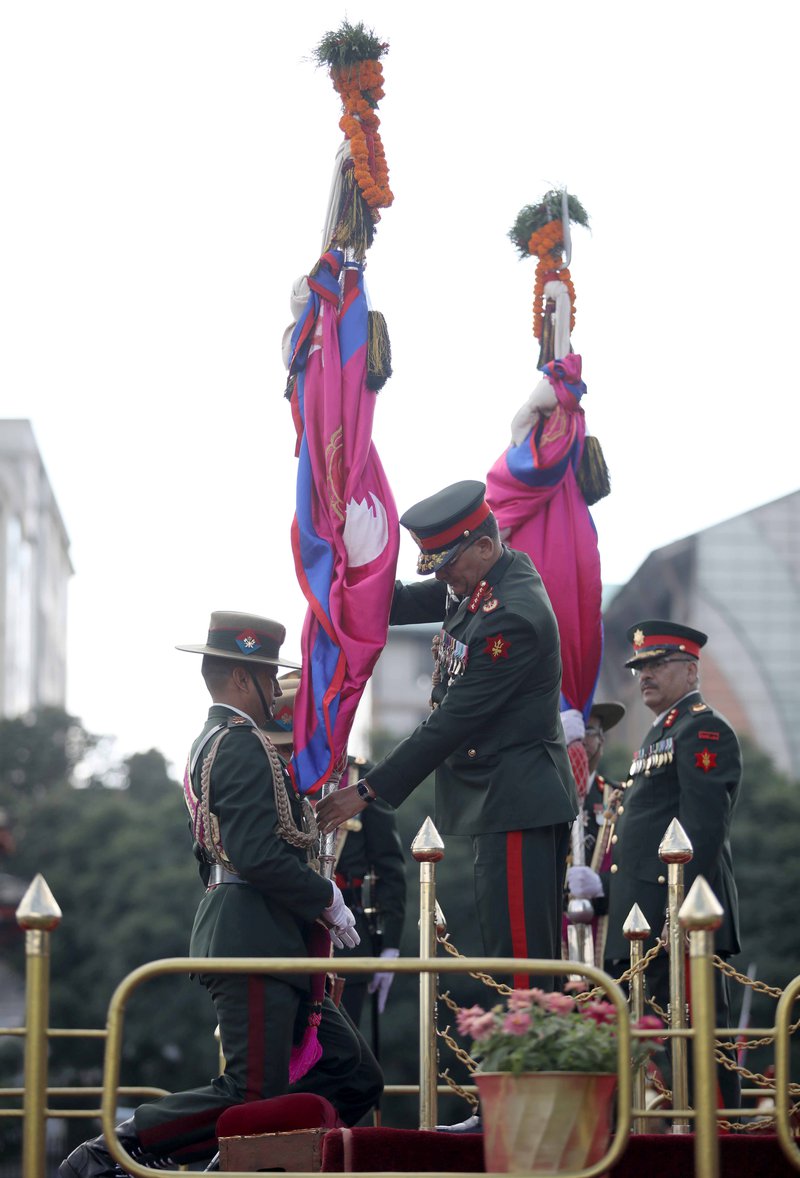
506, 831, 529, 988
247, 976, 266, 1101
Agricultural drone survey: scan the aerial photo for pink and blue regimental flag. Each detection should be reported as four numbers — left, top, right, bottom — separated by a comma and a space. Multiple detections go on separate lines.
286, 250, 399, 794
486, 353, 603, 720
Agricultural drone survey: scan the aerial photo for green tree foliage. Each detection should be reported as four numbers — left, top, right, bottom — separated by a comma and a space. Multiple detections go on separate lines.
0, 712, 216, 1121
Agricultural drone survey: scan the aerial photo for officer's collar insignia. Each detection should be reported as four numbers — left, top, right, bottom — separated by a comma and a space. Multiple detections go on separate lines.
482, 596, 499, 613
484, 633, 511, 661
235, 629, 262, 655
633, 628, 645, 647
468, 581, 491, 613
663, 708, 678, 728
695, 748, 717, 772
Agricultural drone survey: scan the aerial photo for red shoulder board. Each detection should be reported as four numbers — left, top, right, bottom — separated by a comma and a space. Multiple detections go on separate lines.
483, 634, 511, 661
468, 581, 491, 613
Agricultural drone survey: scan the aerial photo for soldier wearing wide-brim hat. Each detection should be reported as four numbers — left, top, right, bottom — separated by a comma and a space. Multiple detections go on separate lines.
318, 479, 578, 999
59, 612, 382, 1178
605, 617, 742, 1109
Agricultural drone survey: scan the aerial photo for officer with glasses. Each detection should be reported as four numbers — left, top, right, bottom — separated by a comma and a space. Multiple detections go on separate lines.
604, 619, 742, 1109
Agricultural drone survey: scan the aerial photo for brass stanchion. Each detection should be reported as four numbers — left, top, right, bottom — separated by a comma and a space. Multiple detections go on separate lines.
411, 817, 444, 1130
659, 817, 693, 1133
16, 874, 62, 1178
681, 876, 724, 1178
624, 902, 651, 1133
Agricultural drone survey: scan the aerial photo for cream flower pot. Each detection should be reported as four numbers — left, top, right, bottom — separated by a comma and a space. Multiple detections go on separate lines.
475, 1071, 617, 1175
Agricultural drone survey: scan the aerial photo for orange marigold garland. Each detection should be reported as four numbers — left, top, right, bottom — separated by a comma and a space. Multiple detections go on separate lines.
508, 193, 589, 342
314, 22, 393, 259
310, 22, 394, 388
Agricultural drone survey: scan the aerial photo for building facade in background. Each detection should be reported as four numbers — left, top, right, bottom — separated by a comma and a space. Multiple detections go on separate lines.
0, 420, 72, 718
369, 491, 800, 778
597, 490, 800, 778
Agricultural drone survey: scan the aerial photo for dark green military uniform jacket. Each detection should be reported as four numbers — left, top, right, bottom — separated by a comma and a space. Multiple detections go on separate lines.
605, 691, 741, 961
367, 547, 578, 835
187, 706, 334, 991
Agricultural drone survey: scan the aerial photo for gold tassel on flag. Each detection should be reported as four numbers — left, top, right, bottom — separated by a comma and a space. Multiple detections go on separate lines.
367, 310, 392, 391
577, 435, 611, 505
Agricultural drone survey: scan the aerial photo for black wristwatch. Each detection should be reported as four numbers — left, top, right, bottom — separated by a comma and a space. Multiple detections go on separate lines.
355, 779, 376, 804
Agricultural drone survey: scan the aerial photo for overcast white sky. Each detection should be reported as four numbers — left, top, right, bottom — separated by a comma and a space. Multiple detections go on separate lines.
2, 2, 798, 776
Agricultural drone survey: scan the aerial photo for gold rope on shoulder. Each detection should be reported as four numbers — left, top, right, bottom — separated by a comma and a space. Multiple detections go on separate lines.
197, 726, 320, 875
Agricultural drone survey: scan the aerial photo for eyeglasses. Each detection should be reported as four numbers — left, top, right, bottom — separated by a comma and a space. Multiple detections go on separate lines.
630, 656, 695, 677
448, 536, 480, 566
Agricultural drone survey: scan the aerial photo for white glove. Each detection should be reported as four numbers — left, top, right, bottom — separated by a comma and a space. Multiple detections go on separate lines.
567, 865, 604, 900
321, 881, 361, 950
560, 708, 586, 745
367, 948, 400, 1013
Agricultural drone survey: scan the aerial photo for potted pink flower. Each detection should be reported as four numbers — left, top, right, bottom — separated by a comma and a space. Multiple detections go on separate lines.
457, 989, 663, 1174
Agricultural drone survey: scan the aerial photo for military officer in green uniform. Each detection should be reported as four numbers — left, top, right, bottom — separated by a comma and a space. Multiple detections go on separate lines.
317, 481, 578, 993
265, 686, 407, 1027
604, 620, 742, 1108
60, 613, 382, 1178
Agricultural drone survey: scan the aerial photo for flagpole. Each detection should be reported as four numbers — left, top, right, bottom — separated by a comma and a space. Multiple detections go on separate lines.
318, 776, 342, 879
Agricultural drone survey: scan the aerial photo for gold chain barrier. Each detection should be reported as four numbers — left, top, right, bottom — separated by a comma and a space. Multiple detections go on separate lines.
5, 821, 800, 1177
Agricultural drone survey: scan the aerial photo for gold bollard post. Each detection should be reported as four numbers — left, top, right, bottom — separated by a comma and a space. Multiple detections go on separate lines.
624, 903, 651, 1134
411, 817, 445, 1130
659, 818, 693, 1133
680, 876, 724, 1178
16, 874, 63, 1178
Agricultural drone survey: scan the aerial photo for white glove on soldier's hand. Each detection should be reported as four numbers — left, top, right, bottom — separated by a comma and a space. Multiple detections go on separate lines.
367, 948, 400, 1013
567, 865, 604, 900
560, 708, 586, 745
321, 881, 361, 950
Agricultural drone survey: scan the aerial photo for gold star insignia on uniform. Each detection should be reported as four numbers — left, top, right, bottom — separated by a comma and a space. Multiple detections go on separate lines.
633, 628, 645, 647
484, 633, 511, 661
695, 748, 717, 772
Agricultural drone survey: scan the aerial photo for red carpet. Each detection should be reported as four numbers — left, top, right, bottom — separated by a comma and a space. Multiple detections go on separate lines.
321, 1128, 797, 1174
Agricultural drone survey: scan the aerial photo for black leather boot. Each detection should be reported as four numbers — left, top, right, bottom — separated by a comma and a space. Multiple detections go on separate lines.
58, 1118, 179, 1177
58, 1118, 140, 1178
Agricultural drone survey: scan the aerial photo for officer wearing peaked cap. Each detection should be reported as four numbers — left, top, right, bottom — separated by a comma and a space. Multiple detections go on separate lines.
59, 612, 382, 1178
318, 481, 578, 995
605, 619, 742, 1109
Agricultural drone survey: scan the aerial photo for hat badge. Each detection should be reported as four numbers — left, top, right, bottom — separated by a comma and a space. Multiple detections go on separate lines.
236, 629, 262, 655
633, 628, 645, 648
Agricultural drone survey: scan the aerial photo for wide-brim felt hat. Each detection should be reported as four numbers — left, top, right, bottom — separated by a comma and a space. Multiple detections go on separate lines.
176, 611, 301, 670
624, 619, 707, 668
589, 701, 626, 732
263, 674, 300, 746
400, 479, 491, 576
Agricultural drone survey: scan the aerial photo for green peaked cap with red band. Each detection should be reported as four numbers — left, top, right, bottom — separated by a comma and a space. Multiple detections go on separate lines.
624, 619, 708, 668
400, 480, 490, 576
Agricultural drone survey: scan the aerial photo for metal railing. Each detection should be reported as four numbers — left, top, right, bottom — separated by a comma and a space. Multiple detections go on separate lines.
2, 818, 798, 1178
